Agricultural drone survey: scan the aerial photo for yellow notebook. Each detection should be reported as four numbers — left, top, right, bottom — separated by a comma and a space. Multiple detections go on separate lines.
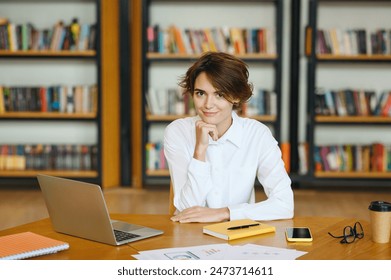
203, 219, 276, 240
0, 232, 69, 260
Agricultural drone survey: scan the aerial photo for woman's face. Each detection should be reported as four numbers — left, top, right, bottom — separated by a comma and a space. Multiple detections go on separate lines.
193, 72, 234, 134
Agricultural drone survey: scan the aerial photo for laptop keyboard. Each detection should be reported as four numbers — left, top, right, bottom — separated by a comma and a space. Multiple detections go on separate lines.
114, 230, 141, 242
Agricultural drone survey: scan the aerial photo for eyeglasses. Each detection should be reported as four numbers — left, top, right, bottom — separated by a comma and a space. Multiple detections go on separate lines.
328, 221, 364, 244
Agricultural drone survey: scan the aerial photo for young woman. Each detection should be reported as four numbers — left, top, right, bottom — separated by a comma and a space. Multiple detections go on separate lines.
164, 52, 293, 223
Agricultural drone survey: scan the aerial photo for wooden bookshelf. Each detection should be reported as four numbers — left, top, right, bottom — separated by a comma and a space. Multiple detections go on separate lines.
315, 116, 391, 123
315, 171, 391, 179
132, 0, 285, 187
0, 50, 96, 57
146, 114, 194, 122
146, 114, 276, 122
147, 53, 277, 60
317, 54, 391, 61
0, 0, 120, 188
0, 170, 98, 178
247, 115, 276, 122
300, 0, 391, 187
0, 112, 97, 119
146, 169, 170, 177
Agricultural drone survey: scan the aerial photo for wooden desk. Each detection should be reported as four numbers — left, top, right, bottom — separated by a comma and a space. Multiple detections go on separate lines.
1, 214, 390, 260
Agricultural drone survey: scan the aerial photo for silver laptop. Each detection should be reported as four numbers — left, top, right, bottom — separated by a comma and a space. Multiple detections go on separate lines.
37, 174, 164, 246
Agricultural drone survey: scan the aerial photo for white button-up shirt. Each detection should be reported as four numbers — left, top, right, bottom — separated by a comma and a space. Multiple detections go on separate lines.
163, 111, 294, 221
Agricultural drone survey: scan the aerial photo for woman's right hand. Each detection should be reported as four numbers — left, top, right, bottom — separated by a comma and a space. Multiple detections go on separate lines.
193, 120, 218, 161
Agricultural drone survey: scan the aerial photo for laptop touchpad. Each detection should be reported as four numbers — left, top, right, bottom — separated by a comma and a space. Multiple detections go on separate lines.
111, 220, 144, 232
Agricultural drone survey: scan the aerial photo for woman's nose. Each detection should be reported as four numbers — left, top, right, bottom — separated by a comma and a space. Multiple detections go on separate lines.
204, 95, 214, 109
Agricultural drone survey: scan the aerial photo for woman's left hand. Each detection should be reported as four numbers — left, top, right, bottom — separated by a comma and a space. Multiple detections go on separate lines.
171, 206, 230, 223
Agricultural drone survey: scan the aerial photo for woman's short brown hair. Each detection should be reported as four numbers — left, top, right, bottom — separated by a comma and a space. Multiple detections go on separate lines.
178, 52, 253, 108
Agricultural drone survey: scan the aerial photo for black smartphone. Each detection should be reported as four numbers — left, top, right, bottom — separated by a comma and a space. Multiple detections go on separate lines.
285, 227, 313, 242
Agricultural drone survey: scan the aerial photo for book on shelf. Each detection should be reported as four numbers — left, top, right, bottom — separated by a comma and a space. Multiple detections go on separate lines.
0, 85, 4, 113
145, 142, 167, 172
230, 27, 246, 55
381, 92, 391, 116
0, 144, 97, 171
203, 219, 275, 241
0, 17, 96, 51
147, 25, 155, 53
146, 88, 164, 115
316, 28, 391, 56
241, 88, 276, 117
146, 87, 195, 116
315, 88, 391, 117
0, 232, 69, 260
315, 143, 391, 173
146, 25, 276, 56
50, 21, 64, 51
78, 23, 91, 51
313, 146, 323, 172
0, 84, 97, 114
336, 90, 348, 116
203, 28, 218, 52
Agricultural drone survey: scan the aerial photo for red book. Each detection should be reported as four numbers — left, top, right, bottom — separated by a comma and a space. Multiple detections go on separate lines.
39, 87, 47, 112
380, 92, 391, 116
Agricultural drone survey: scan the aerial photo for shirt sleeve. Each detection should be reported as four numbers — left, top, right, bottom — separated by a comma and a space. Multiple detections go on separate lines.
163, 120, 214, 211
228, 130, 294, 221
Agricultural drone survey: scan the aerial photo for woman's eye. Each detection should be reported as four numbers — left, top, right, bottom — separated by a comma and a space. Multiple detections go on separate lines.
216, 93, 224, 98
195, 91, 204, 96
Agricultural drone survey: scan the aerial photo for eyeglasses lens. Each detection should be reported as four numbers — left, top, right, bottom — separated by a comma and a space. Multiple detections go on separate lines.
355, 222, 364, 239
343, 226, 355, 243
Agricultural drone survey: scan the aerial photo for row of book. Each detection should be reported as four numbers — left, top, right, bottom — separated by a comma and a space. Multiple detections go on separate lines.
146, 87, 195, 116
316, 28, 391, 55
0, 144, 98, 171
146, 87, 277, 117
0, 18, 96, 51
314, 143, 391, 173
315, 89, 391, 117
146, 141, 290, 174
242, 89, 277, 117
145, 142, 167, 172
0, 85, 98, 114
147, 25, 276, 55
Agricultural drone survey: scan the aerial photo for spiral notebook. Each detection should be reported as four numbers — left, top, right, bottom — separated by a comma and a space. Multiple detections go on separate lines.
0, 232, 69, 260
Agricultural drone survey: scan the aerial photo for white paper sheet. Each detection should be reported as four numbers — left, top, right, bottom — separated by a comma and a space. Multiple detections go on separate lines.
132, 243, 307, 260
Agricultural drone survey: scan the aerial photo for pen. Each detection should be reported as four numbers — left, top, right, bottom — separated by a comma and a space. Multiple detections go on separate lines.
227, 223, 260, 230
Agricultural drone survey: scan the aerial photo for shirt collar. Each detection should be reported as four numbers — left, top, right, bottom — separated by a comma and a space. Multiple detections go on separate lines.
217, 111, 243, 148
